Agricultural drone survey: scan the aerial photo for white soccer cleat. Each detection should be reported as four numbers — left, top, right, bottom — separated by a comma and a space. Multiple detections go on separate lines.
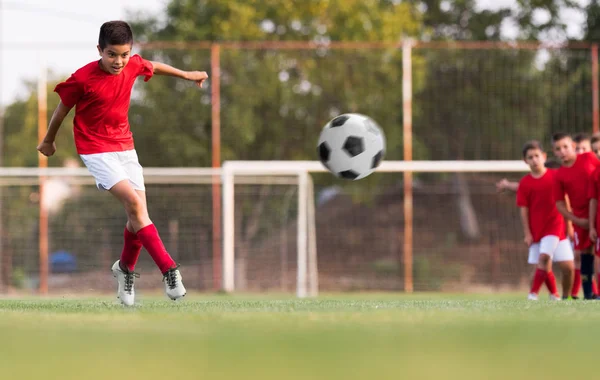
549, 294, 561, 301
111, 260, 139, 307
163, 265, 186, 300
527, 293, 539, 301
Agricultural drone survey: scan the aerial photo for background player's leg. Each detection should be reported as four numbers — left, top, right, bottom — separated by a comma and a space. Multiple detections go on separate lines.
581, 250, 595, 299
530, 254, 551, 298
572, 250, 582, 298
545, 270, 559, 298
595, 255, 600, 299
558, 260, 575, 299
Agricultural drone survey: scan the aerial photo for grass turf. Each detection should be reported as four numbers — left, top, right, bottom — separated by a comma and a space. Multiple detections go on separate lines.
0, 293, 597, 380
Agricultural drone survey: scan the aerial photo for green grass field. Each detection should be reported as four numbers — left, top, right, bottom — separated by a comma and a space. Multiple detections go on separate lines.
0, 293, 597, 380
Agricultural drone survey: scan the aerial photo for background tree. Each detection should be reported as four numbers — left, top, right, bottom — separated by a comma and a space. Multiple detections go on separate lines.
128, 0, 423, 287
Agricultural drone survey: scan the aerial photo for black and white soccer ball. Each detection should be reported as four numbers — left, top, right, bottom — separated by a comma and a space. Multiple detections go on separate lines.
317, 113, 386, 180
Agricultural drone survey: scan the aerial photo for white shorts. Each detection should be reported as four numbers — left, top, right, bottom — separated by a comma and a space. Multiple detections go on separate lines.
80, 150, 145, 191
528, 236, 574, 264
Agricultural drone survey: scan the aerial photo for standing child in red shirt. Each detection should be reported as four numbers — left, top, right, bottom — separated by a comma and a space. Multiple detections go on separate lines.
37, 21, 208, 306
574, 133, 592, 154
587, 160, 600, 291
517, 141, 574, 300
553, 132, 600, 299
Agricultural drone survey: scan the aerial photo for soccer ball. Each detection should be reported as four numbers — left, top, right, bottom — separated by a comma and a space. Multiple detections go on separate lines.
317, 113, 386, 180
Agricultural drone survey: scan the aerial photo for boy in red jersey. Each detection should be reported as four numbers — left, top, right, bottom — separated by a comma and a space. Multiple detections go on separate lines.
587, 154, 600, 291
553, 132, 600, 299
517, 141, 574, 300
36, 21, 208, 306
574, 133, 592, 154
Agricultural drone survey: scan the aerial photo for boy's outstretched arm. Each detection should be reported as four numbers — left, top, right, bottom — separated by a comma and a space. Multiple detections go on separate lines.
496, 178, 519, 193
37, 101, 72, 157
151, 61, 208, 88
556, 200, 588, 228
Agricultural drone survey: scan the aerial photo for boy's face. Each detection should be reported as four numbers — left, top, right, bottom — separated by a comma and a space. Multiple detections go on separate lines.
553, 137, 577, 164
524, 148, 546, 172
97, 44, 132, 75
576, 140, 592, 154
592, 141, 600, 159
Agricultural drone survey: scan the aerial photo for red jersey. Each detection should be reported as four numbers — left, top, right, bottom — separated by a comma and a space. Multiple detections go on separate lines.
517, 170, 565, 242
554, 152, 600, 218
54, 55, 154, 154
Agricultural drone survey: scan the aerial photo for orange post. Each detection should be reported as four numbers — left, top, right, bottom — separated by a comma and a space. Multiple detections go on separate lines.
402, 41, 414, 293
211, 44, 222, 290
37, 59, 48, 295
592, 44, 599, 134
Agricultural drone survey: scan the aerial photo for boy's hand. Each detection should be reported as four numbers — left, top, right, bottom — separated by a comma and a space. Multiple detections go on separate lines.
37, 141, 56, 157
524, 232, 533, 247
496, 178, 518, 193
186, 71, 208, 88
495, 178, 510, 193
567, 223, 575, 241
590, 228, 598, 243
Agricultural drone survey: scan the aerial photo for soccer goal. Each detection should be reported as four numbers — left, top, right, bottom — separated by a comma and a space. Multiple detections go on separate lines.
222, 160, 530, 297
0, 165, 321, 297
0, 160, 531, 297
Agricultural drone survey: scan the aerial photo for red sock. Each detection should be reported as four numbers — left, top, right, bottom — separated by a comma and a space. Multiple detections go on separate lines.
120, 227, 143, 272
136, 224, 176, 273
572, 269, 582, 297
545, 271, 559, 296
596, 275, 600, 296
530, 269, 547, 295
593, 278, 599, 296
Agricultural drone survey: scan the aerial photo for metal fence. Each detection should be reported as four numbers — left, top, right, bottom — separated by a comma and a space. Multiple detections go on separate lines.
1, 41, 599, 294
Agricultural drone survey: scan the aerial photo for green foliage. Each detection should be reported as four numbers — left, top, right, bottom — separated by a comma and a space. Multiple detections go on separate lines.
409, 0, 587, 159
129, 0, 422, 167
2, 77, 78, 167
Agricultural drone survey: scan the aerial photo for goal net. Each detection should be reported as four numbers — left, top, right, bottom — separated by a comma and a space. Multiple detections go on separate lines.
0, 160, 531, 296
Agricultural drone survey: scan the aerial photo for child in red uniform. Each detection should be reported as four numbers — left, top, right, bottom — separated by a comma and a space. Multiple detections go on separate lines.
553, 133, 600, 299
517, 141, 574, 300
587, 159, 600, 292
36, 21, 208, 306
574, 133, 592, 154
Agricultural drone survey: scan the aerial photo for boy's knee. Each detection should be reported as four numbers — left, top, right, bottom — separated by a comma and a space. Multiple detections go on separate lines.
125, 198, 146, 219
538, 255, 551, 269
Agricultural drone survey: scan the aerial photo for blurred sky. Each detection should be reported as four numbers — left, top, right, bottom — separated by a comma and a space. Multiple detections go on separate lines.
0, 0, 591, 106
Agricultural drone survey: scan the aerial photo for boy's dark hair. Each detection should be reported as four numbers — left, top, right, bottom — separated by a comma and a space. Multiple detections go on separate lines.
522, 140, 544, 158
592, 133, 600, 145
573, 133, 591, 143
98, 21, 133, 50
552, 132, 571, 143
